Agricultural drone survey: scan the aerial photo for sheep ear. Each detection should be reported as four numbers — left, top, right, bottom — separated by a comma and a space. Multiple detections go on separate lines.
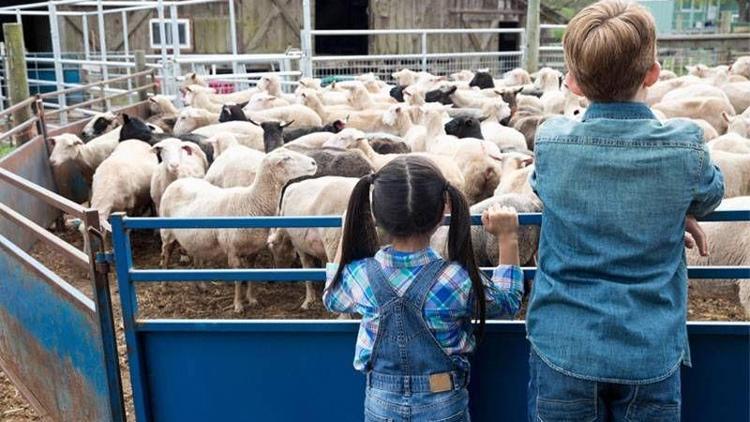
48, 137, 56, 147
521, 156, 534, 167
333, 120, 345, 131
248, 119, 261, 127
478, 116, 489, 122
185, 86, 193, 93
181, 144, 193, 155
721, 111, 730, 123
237, 101, 249, 109
281, 120, 295, 128
122, 113, 131, 123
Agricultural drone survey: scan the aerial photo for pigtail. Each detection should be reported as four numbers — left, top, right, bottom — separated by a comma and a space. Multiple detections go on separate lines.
445, 183, 487, 341
330, 175, 380, 289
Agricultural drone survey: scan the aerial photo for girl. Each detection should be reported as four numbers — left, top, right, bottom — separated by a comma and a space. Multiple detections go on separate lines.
324, 155, 524, 422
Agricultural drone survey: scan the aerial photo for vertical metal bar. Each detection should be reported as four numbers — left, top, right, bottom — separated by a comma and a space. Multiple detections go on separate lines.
122, 11, 133, 96
689, 0, 695, 30
228, 0, 240, 78
0, 43, 5, 112
83, 209, 126, 422
169, 4, 182, 106
48, 3, 67, 124
157, 0, 169, 96
524, 0, 540, 72
421, 32, 427, 72
301, 0, 313, 77
15, 9, 21, 23
97, 0, 110, 109
82, 14, 90, 61
110, 213, 151, 422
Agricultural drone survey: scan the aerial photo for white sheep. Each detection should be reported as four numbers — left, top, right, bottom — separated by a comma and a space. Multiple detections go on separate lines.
242, 93, 290, 111
48, 132, 120, 183
480, 101, 528, 152
159, 148, 318, 313
729, 56, 750, 79
344, 105, 414, 136
150, 138, 209, 211
451, 70, 475, 82
653, 97, 736, 135
275, 176, 360, 309
708, 133, 750, 154
191, 121, 265, 151
712, 149, 750, 198
203, 133, 266, 188
646, 75, 701, 105
90, 140, 157, 233
245, 104, 322, 129
173, 107, 219, 135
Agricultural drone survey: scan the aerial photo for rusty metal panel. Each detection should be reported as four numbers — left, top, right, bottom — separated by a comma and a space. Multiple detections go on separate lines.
0, 235, 113, 421
0, 136, 60, 250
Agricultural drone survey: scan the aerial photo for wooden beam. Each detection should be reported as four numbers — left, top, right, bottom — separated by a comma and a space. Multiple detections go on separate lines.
247, 9, 282, 50
111, 11, 151, 51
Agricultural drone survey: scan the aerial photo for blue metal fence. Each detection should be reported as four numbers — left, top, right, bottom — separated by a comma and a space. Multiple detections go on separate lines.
110, 211, 750, 422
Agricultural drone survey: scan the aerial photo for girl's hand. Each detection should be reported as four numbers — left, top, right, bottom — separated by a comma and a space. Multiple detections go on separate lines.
482, 204, 519, 237
685, 215, 708, 257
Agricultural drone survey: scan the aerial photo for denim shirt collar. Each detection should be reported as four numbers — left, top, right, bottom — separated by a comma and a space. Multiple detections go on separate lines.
582, 102, 655, 121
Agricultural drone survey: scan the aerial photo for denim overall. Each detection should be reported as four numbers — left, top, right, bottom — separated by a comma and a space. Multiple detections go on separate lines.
363, 258, 471, 422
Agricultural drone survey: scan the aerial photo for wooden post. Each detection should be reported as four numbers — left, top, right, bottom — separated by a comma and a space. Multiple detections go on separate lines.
719, 12, 732, 34
524, 0, 540, 72
134, 50, 148, 101
3, 23, 31, 145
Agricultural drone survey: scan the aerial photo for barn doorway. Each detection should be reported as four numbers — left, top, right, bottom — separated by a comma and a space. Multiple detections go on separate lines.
497, 21, 520, 72
314, 0, 368, 55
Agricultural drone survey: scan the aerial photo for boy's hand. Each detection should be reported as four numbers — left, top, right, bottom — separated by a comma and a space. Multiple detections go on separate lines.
482, 204, 519, 237
684, 216, 708, 257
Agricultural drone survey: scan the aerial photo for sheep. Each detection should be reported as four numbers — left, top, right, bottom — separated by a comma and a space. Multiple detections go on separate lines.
297, 89, 352, 123
481, 102, 528, 152
203, 133, 266, 188
686, 196, 750, 318
431, 192, 542, 268
403, 103, 450, 152
180, 72, 208, 91
389, 85, 406, 102
717, 80, 750, 115
296, 77, 322, 92
275, 176, 360, 309
645, 75, 701, 105
724, 112, 749, 137
708, 133, 750, 154
90, 140, 157, 233
344, 83, 394, 110
730, 56, 750, 79
257, 74, 295, 103
158, 148, 318, 313
403, 87, 425, 106
659, 69, 678, 80
245, 104, 322, 129
469, 70, 494, 89
118, 113, 214, 164
445, 116, 484, 139
219, 104, 248, 123
425, 85, 457, 105
81, 111, 120, 141
173, 107, 220, 135
497, 68, 533, 88
366, 133, 411, 154
494, 158, 536, 196
147, 95, 179, 132
255, 121, 374, 178
283, 120, 345, 142
344, 105, 414, 136
242, 93, 290, 111
661, 83, 729, 104
451, 70, 475, 82
711, 149, 750, 198
48, 132, 119, 183
688, 119, 720, 143
191, 121, 265, 151
652, 97, 736, 135
184, 84, 259, 107
510, 105, 551, 150
150, 138, 209, 211
183, 87, 224, 113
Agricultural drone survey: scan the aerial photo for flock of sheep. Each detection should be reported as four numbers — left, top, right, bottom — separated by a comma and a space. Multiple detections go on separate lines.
45, 56, 750, 316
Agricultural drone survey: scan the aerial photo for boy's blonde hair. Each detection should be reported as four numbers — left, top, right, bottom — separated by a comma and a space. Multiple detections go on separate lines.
563, 0, 656, 101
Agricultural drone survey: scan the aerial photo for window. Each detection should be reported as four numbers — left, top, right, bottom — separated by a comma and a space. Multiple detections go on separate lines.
149, 19, 191, 50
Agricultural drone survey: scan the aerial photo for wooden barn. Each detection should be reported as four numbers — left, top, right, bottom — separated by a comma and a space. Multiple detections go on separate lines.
53, 0, 566, 57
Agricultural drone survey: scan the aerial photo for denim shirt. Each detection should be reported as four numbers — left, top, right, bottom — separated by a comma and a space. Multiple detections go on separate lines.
527, 102, 724, 384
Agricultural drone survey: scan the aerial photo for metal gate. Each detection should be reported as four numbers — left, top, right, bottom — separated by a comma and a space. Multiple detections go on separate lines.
110, 212, 750, 421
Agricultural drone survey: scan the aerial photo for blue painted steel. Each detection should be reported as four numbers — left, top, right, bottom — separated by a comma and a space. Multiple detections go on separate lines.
118, 210, 747, 230
109, 210, 750, 422
0, 235, 113, 421
128, 266, 747, 282
110, 214, 151, 422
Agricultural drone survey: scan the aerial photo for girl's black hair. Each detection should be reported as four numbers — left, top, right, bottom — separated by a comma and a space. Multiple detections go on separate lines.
330, 155, 487, 338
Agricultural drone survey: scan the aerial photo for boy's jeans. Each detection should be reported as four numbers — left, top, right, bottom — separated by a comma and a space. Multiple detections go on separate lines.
364, 386, 470, 422
528, 350, 681, 422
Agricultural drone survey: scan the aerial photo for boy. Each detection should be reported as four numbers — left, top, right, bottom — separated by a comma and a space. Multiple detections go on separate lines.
526, 0, 725, 420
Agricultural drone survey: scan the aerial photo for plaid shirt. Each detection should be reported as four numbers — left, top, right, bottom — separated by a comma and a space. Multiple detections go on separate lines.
324, 246, 524, 372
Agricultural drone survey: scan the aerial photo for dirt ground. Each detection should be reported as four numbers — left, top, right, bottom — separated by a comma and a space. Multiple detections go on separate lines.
1, 226, 747, 420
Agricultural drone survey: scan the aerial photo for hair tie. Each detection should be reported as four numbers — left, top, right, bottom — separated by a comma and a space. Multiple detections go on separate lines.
443, 182, 450, 193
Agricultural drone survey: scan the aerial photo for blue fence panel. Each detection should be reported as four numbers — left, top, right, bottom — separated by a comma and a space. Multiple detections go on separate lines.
0, 235, 113, 421
110, 212, 750, 422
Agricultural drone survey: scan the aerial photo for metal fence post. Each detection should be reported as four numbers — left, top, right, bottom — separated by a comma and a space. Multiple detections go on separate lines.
169, 4, 183, 107
82, 14, 90, 62
122, 11, 133, 97
48, 3, 68, 124
84, 209, 126, 422
228, 0, 240, 84
421, 32, 428, 72
96, 0, 110, 110
157, 0, 169, 96
2, 23, 31, 145
301, 0, 313, 77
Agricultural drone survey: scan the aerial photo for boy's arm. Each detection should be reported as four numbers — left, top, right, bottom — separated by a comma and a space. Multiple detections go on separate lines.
687, 145, 724, 217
